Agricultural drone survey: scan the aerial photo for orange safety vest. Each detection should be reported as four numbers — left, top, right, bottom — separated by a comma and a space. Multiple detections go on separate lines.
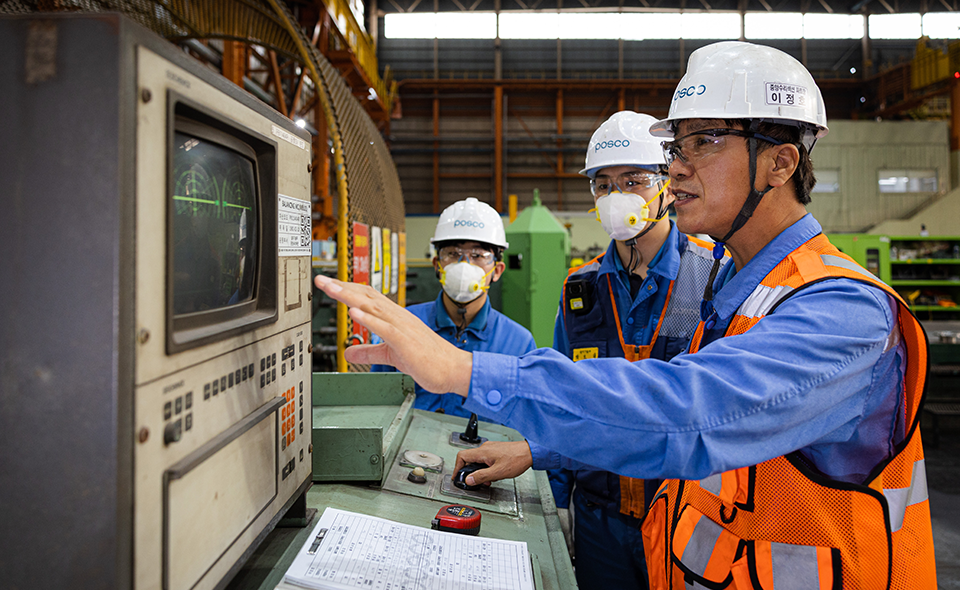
641, 234, 936, 590
563, 236, 718, 518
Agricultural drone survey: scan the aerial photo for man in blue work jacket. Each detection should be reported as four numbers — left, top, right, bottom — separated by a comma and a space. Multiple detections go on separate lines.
371, 197, 535, 420
541, 111, 719, 590
317, 42, 936, 589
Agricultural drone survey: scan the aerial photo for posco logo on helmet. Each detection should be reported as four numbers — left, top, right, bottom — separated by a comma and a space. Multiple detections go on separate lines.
454, 219, 485, 228
673, 84, 707, 102
594, 139, 630, 152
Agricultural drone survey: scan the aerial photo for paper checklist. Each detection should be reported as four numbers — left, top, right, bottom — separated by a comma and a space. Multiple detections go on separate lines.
283, 508, 535, 590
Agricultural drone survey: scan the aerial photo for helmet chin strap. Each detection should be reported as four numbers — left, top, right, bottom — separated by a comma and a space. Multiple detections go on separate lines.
703, 121, 774, 302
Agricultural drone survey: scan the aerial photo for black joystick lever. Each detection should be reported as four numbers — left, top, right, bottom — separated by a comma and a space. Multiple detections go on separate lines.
459, 413, 482, 445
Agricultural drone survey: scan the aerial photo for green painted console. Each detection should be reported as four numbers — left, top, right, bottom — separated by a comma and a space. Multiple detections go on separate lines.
227, 372, 577, 590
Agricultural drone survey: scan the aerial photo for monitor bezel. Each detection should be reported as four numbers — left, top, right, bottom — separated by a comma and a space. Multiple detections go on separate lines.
166, 92, 279, 354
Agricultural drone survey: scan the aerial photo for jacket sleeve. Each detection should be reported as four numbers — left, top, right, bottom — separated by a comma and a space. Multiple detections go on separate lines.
463, 279, 902, 482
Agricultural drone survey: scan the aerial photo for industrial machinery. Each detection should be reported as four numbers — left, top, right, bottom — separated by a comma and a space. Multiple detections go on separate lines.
501, 190, 572, 347
1, 15, 312, 589
1, 13, 574, 590
227, 373, 577, 590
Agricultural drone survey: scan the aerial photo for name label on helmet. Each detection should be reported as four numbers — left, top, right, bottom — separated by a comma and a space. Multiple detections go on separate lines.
765, 82, 807, 107
454, 219, 485, 228
594, 139, 630, 152
673, 84, 706, 101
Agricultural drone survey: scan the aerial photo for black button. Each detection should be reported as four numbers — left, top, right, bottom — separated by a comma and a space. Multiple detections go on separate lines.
204, 383, 211, 400
299, 354, 303, 367
272, 368, 276, 381
299, 381, 303, 393
299, 340, 303, 352
220, 376, 226, 390
299, 422, 303, 434
248, 363, 254, 377
299, 394, 303, 407
299, 407, 303, 420
300, 448, 304, 462
261, 358, 266, 372
281, 436, 286, 451
164, 401, 172, 420
212, 380, 219, 395
228, 372, 234, 388
242, 366, 247, 381
175, 397, 182, 414
163, 419, 182, 445
282, 364, 286, 376
185, 413, 193, 431
272, 353, 277, 366
185, 392, 192, 409
290, 359, 295, 372
260, 374, 265, 388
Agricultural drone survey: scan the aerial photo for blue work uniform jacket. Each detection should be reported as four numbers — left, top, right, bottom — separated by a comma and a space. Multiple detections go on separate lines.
538, 224, 718, 510
465, 214, 908, 487
372, 291, 536, 421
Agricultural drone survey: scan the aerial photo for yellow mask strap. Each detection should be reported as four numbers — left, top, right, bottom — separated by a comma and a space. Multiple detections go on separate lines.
640, 179, 671, 223
589, 179, 672, 224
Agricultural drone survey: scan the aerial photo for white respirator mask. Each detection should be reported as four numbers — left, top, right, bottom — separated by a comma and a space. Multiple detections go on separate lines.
439, 262, 494, 303
591, 182, 670, 242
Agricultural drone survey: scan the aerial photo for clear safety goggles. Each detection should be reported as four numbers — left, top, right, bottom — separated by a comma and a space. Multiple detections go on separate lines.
589, 170, 669, 197
661, 128, 784, 167
438, 246, 496, 266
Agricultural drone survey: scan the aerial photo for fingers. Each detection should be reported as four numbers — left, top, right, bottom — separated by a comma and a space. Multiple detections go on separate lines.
343, 342, 390, 365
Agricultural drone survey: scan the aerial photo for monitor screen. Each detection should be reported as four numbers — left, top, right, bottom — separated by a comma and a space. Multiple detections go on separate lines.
171, 131, 259, 314
167, 98, 279, 353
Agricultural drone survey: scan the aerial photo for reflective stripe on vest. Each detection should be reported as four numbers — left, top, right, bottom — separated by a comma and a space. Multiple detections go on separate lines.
885, 458, 929, 533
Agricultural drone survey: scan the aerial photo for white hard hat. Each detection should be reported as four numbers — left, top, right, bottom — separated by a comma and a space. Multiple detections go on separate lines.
650, 41, 828, 151
580, 111, 668, 179
431, 197, 508, 249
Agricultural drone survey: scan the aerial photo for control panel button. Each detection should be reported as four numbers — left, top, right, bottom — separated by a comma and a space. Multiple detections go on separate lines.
174, 397, 182, 414
164, 419, 182, 445
185, 392, 193, 409
204, 383, 211, 400
163, 402, 172, 420
185, 413, 193, 431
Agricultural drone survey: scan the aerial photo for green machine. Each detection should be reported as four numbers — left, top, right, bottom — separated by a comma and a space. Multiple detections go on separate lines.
228, 372, 577, 589
826, 233, 891, 282
501, 191, 572, 347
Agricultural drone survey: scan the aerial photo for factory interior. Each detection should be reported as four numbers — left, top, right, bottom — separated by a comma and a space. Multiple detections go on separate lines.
3, 0, 960, 587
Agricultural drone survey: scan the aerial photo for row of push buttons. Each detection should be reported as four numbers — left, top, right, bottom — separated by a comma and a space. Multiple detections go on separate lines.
280, 381, 304, 451
204, 363, 255, 401
163, 392, 194, 445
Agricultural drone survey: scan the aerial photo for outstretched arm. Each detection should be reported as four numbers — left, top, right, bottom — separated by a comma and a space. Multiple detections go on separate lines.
314, 274, 472, 395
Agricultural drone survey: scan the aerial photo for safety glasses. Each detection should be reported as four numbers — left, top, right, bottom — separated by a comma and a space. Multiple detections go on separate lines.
438, 246, 496, 266
661, 128, 784, 167
590, 170, 669, 197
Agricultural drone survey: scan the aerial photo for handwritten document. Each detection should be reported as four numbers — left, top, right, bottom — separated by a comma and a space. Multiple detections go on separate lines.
283, 508, 534, 590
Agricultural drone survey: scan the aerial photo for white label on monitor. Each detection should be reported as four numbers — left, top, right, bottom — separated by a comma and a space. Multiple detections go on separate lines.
278, 194, 312, 257
272, 125, 308, 151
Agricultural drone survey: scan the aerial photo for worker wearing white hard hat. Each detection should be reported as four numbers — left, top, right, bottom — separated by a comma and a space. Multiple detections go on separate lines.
318, 41, 935, 589
541, 111, 725, 590
371, 197, 535, 420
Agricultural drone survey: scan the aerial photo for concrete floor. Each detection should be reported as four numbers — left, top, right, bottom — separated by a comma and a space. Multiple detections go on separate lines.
927, 421, 960, 589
